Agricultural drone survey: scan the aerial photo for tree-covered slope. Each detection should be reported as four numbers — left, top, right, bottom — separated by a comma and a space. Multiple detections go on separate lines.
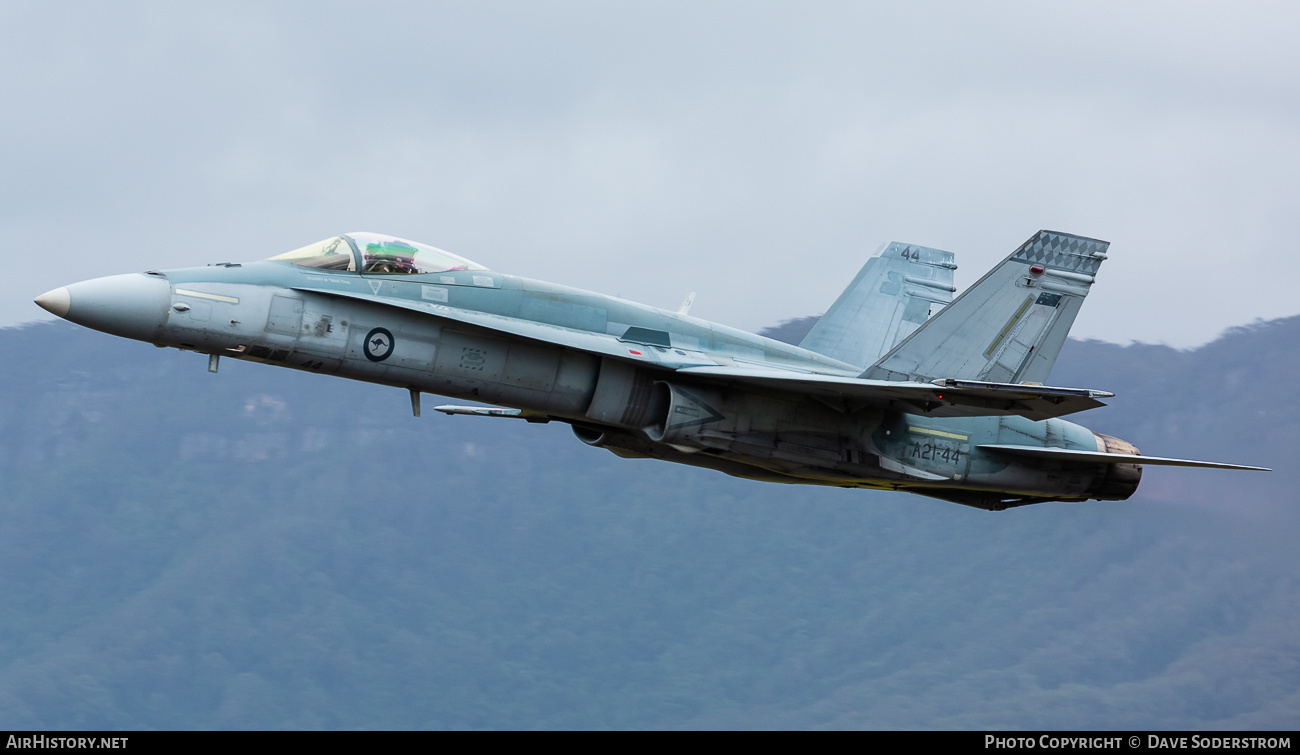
0, 320, 1295, 729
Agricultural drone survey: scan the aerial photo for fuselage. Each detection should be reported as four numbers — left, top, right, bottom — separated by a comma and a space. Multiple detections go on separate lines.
35, 234, 1143, 510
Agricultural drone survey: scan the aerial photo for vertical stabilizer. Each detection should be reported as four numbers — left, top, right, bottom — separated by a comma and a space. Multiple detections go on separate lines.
799, 242, 956, 368
861, 230, 1108, 384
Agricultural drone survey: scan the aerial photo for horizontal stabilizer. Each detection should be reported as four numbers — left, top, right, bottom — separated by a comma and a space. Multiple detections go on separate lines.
979, 444, 1270, 471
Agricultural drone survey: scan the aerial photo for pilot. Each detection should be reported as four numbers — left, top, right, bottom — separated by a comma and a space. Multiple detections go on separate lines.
363, 254, 418, 274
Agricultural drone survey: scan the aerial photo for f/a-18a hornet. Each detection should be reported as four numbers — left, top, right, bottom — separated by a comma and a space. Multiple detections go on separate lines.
35, 230, 1267, 510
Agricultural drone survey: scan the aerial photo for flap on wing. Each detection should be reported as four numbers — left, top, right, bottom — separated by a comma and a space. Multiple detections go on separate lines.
675, 366, 1110, 421
979, 444, 1271, 471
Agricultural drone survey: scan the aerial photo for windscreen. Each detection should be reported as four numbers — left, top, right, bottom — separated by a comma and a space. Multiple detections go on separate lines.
267, 237, 356, 271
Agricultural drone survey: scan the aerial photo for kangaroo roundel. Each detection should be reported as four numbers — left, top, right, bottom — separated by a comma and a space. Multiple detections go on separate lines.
364, 327, 394, 362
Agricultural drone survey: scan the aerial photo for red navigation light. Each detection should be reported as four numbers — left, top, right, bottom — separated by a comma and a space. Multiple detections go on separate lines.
1030, 265, 1045, 274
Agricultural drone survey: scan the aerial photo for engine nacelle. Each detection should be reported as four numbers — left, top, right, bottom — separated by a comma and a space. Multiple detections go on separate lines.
572, 424, 611, 446
571, 424, 656, 459
643, 381, 722, 449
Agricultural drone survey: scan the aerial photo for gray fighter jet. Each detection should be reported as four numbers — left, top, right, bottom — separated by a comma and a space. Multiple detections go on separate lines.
35, 230, 1267, 510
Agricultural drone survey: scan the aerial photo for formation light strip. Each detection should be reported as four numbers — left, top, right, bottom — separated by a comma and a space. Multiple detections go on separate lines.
908, 426, 969, 441
175, 288, 239, 304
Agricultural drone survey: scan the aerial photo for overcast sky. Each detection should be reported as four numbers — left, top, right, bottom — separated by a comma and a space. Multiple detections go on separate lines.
5, 1, 1298, 347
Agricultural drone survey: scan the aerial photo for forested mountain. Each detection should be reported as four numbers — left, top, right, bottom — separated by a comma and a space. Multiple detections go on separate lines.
0, 317, 1296, 729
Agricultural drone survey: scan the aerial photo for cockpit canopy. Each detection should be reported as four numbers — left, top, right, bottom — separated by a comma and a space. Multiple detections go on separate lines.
269, 233, 488, 275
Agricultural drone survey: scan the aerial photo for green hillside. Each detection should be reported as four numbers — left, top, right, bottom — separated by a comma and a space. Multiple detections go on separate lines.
0, 319, 1296, 729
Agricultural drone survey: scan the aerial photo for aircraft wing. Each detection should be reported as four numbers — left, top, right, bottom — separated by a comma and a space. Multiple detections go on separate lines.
674, 366, 1111, 421
291, 286, 719, 367
295, 286, 1109, 421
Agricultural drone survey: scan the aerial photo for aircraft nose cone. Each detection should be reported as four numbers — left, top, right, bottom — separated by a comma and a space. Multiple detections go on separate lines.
34, 287, 71, 318
42, 273, 172, 343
